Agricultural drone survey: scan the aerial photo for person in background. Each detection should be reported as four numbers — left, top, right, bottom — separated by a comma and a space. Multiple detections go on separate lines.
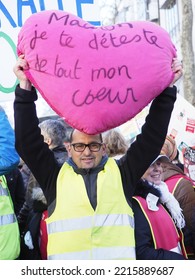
103, 129, 128, 159
160, 136, 195, 259
57, 117, 73, 148
172, 150, 184, 171
188, 163, 195, 182
18, 118, 69, 259
39, 118, 69, 165
0, 105, 21, 259
18, 158, 32, 191
161, 135, 184, 170
132, 155, 187, 260
13, 55, 182, 260
5, 167, 25, 217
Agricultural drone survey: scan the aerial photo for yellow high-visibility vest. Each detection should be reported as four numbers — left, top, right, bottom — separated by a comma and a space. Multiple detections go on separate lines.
0, 175, 20, 259
46, 158, 135, 260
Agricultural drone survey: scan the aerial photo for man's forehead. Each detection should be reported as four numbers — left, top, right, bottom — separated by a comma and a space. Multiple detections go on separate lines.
72, 129, 101, 141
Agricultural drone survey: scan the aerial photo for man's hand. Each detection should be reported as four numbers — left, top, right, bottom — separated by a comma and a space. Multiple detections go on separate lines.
13, 54, 32, 90
169, 57, 183, 87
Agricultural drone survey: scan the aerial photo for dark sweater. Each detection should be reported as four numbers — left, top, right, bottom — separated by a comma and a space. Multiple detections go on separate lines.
14, 85, 177, 213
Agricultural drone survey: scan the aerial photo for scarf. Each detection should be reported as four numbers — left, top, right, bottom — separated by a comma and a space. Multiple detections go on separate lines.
152, 181, 185, 230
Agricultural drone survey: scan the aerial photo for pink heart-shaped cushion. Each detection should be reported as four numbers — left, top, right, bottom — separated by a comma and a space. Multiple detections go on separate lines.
17, 10, 176, 134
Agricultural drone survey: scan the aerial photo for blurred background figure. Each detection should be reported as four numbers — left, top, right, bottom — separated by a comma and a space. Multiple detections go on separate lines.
57, 117, 73, 148
103, 129, 128, 159
161, 136, 195, 259
161, 135, 184, 170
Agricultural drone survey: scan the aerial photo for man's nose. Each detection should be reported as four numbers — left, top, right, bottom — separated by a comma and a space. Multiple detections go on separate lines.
83, 146, 91, 154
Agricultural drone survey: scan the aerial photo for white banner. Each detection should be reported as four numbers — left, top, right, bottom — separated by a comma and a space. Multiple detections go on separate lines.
0, 0, 100, 123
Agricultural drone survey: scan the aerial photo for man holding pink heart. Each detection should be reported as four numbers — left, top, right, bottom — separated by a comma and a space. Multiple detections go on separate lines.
13, 56, 182, 260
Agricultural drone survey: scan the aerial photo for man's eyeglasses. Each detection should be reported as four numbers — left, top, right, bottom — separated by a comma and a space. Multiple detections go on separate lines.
71, 142, 103, 152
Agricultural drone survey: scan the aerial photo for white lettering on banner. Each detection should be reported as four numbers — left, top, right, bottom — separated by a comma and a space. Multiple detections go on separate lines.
0, 0, 100, 95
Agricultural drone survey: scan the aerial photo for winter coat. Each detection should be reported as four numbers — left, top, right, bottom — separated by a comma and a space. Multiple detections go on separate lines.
162, 162, 195, 258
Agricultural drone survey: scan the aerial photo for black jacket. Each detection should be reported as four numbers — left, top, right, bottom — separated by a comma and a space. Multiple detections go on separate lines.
14, 85, 177, 215
5, 167, 25, 216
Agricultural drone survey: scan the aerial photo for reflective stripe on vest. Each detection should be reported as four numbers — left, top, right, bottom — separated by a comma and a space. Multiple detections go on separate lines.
0, 184, 9, 196
47, 213, 134, 234
0, 213, 16, 226
46, 158, 135, 260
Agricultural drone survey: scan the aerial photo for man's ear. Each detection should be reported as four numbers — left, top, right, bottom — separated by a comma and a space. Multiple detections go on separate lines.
66, 143, 72, 157
64, 142, 70, 149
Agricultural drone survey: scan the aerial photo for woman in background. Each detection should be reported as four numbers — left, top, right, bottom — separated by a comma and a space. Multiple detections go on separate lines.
132, 155, 187, 260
